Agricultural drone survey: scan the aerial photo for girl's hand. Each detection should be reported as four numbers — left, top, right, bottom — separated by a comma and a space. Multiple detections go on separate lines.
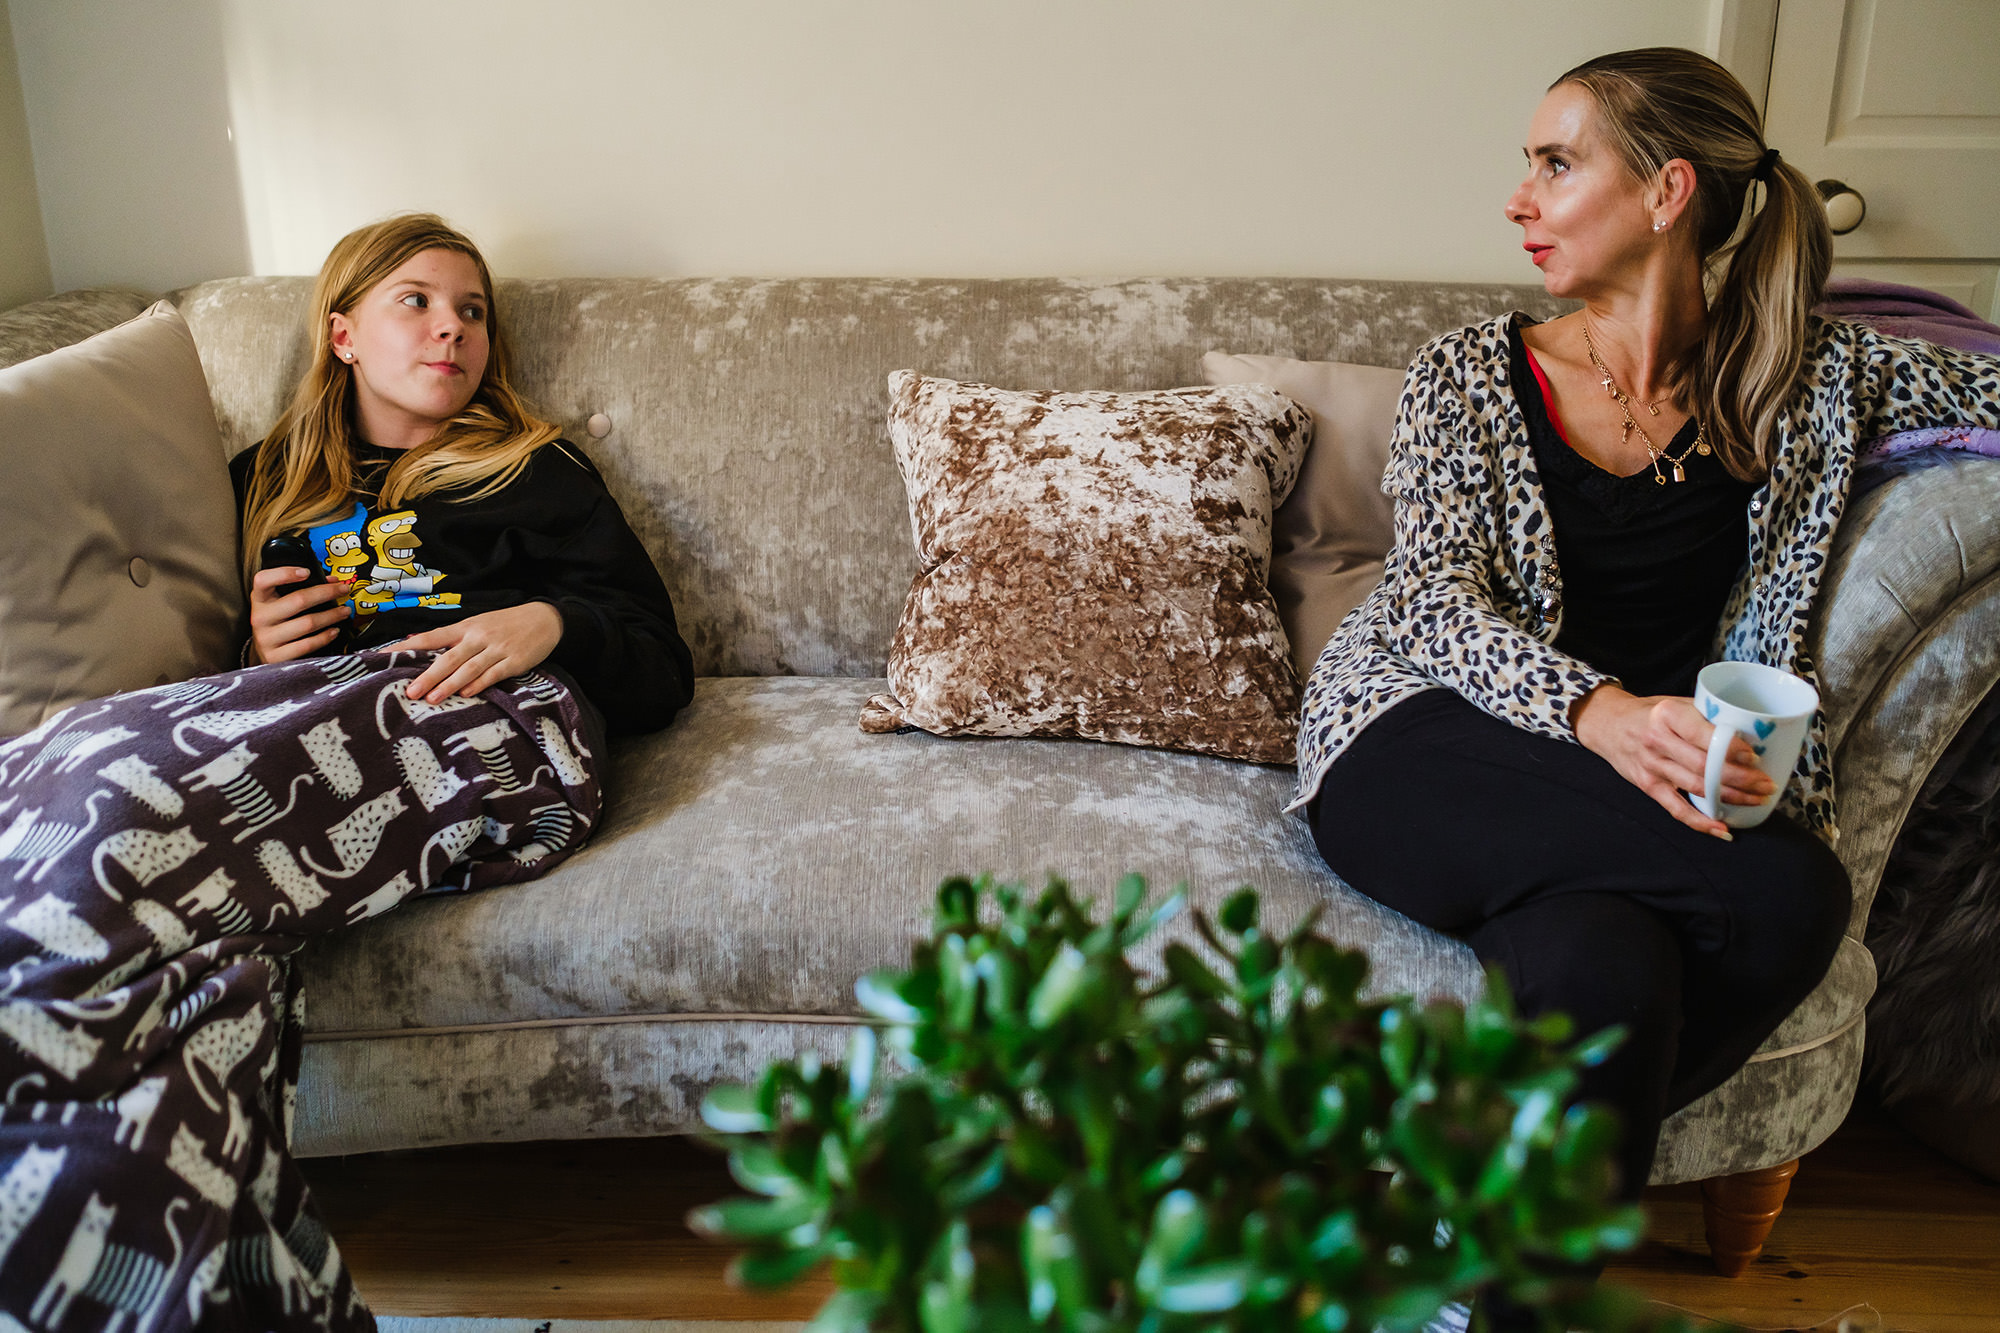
248, 567, 350, 664
1572, 684, 1775, 840
396, 602, 564, 703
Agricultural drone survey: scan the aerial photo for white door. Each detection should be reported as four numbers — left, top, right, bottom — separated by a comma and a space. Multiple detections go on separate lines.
1763, 0, 2000, 320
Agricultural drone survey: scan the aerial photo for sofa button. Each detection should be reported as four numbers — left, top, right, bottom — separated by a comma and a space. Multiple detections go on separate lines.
587, 413, 612, 439
128, 556, 152, 588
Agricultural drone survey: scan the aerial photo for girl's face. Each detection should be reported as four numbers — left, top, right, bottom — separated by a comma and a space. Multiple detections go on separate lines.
329, 247, 491, 450
1503, 83, 1659, 300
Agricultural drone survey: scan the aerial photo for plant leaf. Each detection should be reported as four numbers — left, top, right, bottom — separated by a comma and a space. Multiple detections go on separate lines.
701, 1083, 772, 1135
1028, 941, 1091, 1029
1154, 1260, 1253, 1314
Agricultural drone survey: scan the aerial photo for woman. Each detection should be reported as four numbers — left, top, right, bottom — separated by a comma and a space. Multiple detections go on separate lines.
1299, 46, 2000, 1309
0, 215, 692, 1331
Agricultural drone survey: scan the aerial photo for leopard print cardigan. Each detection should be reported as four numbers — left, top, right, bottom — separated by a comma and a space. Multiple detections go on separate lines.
1292, 313, 2000, 846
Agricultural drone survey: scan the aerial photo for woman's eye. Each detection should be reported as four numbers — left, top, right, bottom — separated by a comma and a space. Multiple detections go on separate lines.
1549, 158, 1570, 176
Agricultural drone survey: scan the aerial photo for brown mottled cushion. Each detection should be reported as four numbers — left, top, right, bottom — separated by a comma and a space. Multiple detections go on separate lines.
0, 302, 242, 737
860, 371, 1310, 763
1201, 353, 1404, 682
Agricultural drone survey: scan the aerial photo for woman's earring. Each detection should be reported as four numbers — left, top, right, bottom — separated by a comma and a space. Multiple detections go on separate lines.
1653, 218, 1669, 233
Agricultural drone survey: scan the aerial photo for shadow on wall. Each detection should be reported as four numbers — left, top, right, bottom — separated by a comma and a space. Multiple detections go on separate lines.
10, 0, 251, 292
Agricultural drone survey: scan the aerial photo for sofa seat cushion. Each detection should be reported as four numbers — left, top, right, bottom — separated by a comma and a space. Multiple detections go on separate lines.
296, 676, 1873, 1066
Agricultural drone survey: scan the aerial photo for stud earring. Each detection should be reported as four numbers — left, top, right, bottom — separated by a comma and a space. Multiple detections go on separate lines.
1653, 218, 1669, 233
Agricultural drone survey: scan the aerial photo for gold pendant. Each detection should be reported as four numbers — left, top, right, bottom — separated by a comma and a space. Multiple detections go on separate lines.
1697, 441, 1712, 455
1672, 462, 1686, 483
1655, 471, 1667, 486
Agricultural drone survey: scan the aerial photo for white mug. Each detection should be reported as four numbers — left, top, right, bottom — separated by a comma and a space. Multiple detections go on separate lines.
1689, 661, 1818, 830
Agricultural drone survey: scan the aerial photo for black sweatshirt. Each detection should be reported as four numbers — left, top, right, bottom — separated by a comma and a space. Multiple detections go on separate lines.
231, 438, 694, 736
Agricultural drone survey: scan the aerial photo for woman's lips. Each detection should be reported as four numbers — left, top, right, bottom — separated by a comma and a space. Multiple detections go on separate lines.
423, 361, 463, 374
1526, 245, 1552, 266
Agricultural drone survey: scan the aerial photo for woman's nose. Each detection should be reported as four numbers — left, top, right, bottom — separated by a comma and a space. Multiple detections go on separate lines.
1504, 180, 1534, 224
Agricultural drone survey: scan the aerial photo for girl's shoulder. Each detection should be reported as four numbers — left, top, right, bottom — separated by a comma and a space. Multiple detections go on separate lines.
520, 438, 612, 495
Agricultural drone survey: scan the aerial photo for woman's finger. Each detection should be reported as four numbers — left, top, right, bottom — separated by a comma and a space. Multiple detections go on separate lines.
1646, 780, 1732, 840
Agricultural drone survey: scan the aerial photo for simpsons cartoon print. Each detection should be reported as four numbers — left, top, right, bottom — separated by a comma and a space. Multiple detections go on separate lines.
305, 503, 462, 620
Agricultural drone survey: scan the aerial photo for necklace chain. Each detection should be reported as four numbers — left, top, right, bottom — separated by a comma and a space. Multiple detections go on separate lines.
1580, 317, 1711, 484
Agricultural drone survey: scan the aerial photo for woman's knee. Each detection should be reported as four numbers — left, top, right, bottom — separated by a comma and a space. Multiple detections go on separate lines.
1722, 823, 1851, 991
1470, 895, 1684, 1056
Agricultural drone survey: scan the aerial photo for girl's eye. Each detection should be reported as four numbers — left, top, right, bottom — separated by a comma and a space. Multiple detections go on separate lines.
461, 305, 486, 322
400, 292, 428, 309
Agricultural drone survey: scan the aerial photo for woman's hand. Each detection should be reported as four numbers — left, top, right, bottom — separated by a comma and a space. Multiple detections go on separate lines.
396, 602, 564, 703
1572, 684, 1775, 840
248, 567, 350, 665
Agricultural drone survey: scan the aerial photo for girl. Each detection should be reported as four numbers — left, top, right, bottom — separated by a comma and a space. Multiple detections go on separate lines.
0, 214, 692, 1331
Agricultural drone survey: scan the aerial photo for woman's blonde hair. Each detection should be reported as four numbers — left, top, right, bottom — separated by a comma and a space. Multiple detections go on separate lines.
1554, 48, 1832, 482
239, 212, 560, 582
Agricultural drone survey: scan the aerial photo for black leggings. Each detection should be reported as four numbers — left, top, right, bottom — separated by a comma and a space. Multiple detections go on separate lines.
1309, 688, 1850, 1199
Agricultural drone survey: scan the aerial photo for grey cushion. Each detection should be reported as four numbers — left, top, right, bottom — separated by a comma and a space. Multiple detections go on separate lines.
0, 302, 244, 736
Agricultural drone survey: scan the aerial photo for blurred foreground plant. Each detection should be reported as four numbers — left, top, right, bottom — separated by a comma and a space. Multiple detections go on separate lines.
690, 876, 1705, 1333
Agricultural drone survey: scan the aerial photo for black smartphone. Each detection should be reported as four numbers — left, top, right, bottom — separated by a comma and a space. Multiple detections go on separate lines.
259, 535, 325, 598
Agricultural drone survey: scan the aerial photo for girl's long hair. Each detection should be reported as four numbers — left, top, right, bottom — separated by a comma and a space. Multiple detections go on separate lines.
1555, 48, 1832, 483
239, 213, 560, 583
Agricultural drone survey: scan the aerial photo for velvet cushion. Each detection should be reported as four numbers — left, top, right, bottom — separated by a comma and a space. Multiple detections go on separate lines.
0, 302, 242, 737
860, 372, 1310, 763
1201, 353, 1403, 681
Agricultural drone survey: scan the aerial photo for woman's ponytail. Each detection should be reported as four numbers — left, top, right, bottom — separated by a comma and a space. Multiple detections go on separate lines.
1555, 48, 1835, 483
1698, 155, 1833, 481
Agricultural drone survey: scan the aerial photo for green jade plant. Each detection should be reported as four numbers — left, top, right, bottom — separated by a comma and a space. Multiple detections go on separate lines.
690, 876, 1704, 1333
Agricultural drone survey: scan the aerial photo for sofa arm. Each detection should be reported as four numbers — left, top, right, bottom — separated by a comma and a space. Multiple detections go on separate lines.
1811, 453, 2000, 936
0, 287, 157, 371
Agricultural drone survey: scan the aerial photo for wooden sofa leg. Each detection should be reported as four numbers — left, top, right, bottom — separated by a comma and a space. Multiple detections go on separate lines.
1700, 1159, 1799, 1277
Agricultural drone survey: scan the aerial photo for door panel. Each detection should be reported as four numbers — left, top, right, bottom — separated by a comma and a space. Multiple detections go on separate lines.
1764, 0, 2000, 269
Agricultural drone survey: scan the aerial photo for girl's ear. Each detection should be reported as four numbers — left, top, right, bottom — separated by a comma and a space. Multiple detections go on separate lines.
329, 311, 356, 364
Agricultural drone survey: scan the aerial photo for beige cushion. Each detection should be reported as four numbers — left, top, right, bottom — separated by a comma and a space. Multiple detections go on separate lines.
1202, 353, 1404, 680
0, 302, 242, 737
860, 372, 1309, 764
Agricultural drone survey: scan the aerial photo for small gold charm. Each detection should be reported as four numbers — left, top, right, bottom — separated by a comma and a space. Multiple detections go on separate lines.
1697, 441, 1712, 455
1655, 472, 1667, 486
1672, 462, 1686, 482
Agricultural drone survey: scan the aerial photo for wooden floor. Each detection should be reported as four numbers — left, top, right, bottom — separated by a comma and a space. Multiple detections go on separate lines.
303, 1100, 2000, 1330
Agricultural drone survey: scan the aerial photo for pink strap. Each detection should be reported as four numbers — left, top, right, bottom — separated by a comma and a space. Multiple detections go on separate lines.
1523, 344, 1571, 445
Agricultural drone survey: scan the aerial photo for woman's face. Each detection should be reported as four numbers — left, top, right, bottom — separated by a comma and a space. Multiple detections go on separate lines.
329, 247, 491, 450
1503, 83, 1658, 300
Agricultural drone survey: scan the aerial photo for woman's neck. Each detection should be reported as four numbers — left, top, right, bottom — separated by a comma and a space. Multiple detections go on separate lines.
1577, 264, 1710, 405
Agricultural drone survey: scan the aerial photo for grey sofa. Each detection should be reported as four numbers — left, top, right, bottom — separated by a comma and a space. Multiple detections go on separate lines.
5, 275, 1995, 1266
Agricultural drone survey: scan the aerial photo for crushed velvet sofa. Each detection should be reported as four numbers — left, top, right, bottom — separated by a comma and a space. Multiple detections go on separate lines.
5, 275, 1996, 1272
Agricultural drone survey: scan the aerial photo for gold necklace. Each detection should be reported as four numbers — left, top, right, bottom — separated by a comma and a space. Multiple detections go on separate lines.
1581, 317, 1711, 484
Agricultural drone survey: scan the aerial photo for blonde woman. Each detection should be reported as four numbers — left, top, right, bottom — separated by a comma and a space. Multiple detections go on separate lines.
0, 215, 691, 1330
1297, 48, 2000, 1321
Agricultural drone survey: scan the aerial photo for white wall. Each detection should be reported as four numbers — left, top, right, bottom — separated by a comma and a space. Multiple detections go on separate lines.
13, 0, 1730, 291
0, 0, 51, 310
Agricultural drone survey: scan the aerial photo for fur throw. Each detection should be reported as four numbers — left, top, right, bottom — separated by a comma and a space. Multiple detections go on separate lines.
1865, 682, 2000, 1105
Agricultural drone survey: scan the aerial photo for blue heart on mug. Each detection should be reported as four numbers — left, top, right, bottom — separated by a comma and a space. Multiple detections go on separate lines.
1754, 719, 1776, 739
1704, 699, 1720, 721
1753, 745, 1767, 756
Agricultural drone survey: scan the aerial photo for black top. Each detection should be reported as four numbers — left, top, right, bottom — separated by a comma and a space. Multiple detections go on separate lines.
231, 438, 694, 736
1508, 319, 1753, 699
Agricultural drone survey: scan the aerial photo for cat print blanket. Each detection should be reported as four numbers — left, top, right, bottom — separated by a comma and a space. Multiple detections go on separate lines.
0, 649, 603, 1332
